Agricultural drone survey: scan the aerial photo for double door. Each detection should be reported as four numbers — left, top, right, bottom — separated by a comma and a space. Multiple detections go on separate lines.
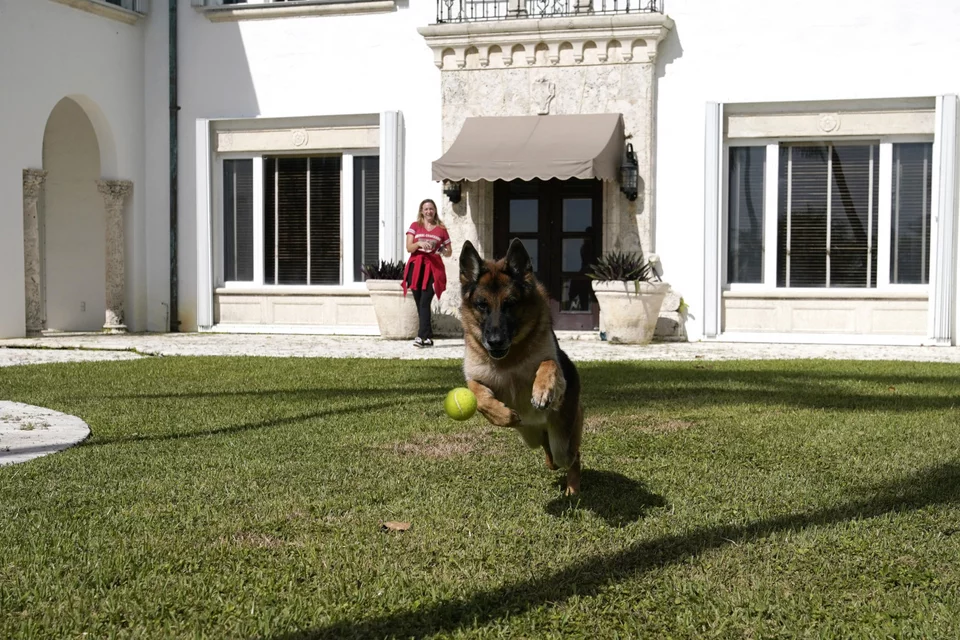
493, 178, 602, 331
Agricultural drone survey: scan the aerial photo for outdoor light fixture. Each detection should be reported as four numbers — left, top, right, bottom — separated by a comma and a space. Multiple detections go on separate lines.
443, 179, 462, 204
620, 143, 639, 202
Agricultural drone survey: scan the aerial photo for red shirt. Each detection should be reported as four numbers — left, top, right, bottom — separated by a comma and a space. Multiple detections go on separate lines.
403, 222, 450, 299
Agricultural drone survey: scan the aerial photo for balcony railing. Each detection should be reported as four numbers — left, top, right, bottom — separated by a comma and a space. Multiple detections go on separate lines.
436, 0, 663, 23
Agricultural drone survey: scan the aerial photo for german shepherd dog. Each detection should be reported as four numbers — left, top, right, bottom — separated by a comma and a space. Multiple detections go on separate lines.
459, 238, 584, 495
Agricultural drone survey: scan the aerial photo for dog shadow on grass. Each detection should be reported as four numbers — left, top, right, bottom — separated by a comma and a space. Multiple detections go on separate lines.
545, 469, 668, 526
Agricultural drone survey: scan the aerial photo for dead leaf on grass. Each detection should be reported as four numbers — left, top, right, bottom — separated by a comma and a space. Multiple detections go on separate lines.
381, 521, 411, 533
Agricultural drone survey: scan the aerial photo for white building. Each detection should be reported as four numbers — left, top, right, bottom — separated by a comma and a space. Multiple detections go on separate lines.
1, 0, 958, 346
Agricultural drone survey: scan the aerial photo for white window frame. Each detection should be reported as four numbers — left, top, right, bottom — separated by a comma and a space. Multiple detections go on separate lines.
216, 149, 382, 291
722, 134, 934, 296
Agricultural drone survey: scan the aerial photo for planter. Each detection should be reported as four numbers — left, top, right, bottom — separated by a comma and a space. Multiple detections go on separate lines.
365, 280, 419, 340
591, 280, 671, 345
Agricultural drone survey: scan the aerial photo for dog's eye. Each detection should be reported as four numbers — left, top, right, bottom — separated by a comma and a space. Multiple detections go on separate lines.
475, 300, 489, 313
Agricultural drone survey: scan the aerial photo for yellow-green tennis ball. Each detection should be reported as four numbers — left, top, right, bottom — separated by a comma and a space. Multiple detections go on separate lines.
444, 387, 477, 421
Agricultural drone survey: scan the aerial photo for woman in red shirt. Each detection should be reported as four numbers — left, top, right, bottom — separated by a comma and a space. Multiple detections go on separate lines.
403, 198, 452, 347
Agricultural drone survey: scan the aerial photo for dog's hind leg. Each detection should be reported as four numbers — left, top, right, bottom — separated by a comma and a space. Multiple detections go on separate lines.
564, 405, 584, 496
540, 431, 557, 470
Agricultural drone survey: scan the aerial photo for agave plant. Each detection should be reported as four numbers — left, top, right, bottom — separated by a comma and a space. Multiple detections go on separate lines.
360, 259, 406, 280
586, 251, 655, 282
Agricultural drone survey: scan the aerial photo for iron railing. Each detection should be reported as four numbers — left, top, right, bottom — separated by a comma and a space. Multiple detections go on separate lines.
436, 0, 663, 23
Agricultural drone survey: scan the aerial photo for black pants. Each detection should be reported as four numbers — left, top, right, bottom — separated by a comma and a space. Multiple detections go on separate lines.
408, 272, 435, 340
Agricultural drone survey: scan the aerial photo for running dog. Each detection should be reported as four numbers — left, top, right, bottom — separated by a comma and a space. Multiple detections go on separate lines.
458, 239, 583, 495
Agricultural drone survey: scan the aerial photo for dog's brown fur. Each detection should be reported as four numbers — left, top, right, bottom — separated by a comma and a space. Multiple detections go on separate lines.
458, 239, 584, 495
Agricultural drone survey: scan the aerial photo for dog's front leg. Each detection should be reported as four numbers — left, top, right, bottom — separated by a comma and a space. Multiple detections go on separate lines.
467, 380, 521, 428
531, 359, 566, 411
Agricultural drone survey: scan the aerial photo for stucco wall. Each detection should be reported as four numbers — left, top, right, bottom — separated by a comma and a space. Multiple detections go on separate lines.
654, 0, 960, 341
0, 0, 148, 338
176, 2, 443, 332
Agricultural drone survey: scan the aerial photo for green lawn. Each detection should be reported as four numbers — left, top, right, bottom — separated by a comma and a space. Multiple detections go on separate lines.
2, 356, 960, 638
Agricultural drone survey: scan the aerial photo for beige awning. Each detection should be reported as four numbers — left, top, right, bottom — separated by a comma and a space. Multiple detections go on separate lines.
432, 114, 625, 182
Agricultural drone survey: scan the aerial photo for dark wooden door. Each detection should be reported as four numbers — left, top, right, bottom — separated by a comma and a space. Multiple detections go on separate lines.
493, 178, 602, 331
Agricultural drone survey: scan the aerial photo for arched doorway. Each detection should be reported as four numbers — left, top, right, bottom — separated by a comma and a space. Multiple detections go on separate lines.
41, 98, 105, 332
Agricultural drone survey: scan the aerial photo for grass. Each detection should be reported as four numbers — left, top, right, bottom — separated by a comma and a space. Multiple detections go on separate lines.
1, 356, 960, 638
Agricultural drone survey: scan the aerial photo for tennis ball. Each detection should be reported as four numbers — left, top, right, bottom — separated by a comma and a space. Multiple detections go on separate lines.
444, 387, 477, 421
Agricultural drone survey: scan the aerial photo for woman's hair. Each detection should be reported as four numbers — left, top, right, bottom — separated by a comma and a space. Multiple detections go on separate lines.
416, 198, 445, 228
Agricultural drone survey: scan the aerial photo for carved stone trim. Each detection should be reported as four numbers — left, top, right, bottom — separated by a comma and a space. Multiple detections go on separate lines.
418, 13, 674, 70
97, 179, 133, 333
23, 169, 48, 336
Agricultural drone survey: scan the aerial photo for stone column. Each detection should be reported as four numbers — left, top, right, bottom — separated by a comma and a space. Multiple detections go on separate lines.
22, 169, 48, 336
96, 179, 133, 333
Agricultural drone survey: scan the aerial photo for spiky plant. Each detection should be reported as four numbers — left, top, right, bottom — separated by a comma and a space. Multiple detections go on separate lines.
360, 259, 406, 280
586, 251, 654, 282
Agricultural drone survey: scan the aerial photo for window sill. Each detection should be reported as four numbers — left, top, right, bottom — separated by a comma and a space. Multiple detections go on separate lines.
196, 0, 396, 22
49, 0, 145, 25
723, 288, 928, 300
216, 285, 371, 296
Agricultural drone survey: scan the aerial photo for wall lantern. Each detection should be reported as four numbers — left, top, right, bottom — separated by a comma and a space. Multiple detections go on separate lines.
443, 180, 463, 204
619, 143, 639, 202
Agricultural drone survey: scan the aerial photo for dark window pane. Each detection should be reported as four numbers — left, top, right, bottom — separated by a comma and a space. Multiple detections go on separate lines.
309, 156, 342, 285
891, 143, 933, 285
830, 145, 877, 288
223, 159, 254, 282
727, 147, 765, 284
354, 156, 380, 282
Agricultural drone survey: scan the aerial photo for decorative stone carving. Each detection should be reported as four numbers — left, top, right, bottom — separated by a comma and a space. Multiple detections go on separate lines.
22, 169, 48, 336
533, 77, 556, 115
419, 14, 674, 71
818, 113, 841, 133
291, 128, 309, 147
96, 179, 133, 333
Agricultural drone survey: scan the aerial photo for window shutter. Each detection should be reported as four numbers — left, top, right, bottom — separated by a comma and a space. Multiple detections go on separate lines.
890, 143, 933, 284
309, 156, 342, 285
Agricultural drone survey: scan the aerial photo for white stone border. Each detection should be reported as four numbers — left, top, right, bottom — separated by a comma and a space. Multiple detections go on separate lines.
0, 402, 91, 466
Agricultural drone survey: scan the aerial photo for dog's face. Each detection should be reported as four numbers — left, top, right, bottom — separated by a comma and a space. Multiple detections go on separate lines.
459, 239, 540, 360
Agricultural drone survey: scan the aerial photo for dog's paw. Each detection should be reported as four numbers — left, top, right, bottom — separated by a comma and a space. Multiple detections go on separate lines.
531, 385, 565, 411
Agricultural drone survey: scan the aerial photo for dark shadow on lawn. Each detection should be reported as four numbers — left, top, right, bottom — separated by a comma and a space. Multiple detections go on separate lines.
273, 462, 960, 640
546, 470, 667, 526
81, 396, 431, 447
582, 364, 960, 414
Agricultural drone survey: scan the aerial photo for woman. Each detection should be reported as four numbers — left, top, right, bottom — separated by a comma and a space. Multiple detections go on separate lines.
403, 198, 452, 347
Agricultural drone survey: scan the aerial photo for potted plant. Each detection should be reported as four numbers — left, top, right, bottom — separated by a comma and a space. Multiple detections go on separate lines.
587, 250, 670, 345
361, 260, 418, 340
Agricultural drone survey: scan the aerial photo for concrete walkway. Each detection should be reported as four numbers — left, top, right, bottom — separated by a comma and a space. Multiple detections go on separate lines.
5, 331, 960, 364
2, 332, 960, 466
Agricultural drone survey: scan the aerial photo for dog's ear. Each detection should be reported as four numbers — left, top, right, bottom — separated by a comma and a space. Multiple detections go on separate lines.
505, 238, 533, 278
460, 240, 483, 287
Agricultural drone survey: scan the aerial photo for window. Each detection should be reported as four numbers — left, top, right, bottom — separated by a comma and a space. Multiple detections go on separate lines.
725, 141, 932, 290
221, 153, 379, 286
353, 156, 380, 281
727, 147, 764, 284
223, 159, 254, 282
891, 143, 933, 285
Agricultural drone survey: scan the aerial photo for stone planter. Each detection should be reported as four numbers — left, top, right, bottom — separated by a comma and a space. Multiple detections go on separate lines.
591, 280, 671, 345
365, 280, 419, 340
